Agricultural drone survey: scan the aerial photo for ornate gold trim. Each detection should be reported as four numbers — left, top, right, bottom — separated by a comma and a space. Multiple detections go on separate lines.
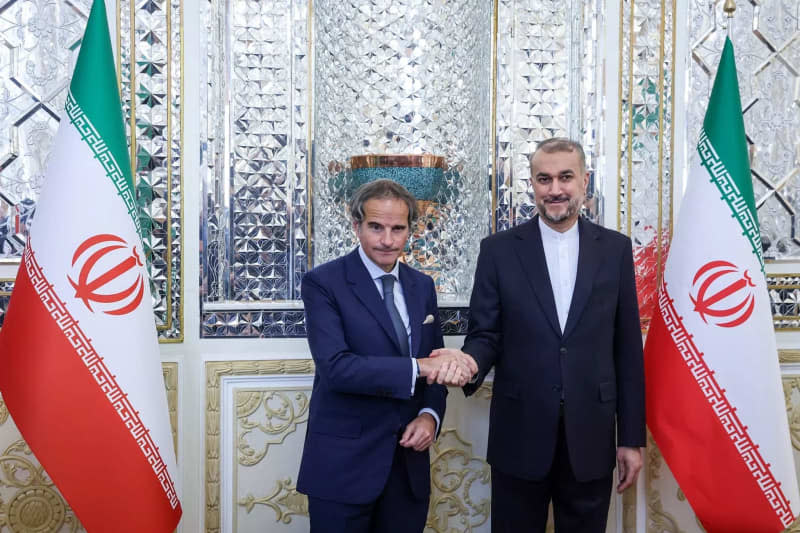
205, 359, 315, 533
350, 153, 447, 169
162, 362, 179, 455
0, 278, 12, 296
780, 351, 800, 364
490, 0, 499, 234
645, 433, 683, 532
426, 428, 491, 532
306, 0, 314, 272
238, 478, 308, 524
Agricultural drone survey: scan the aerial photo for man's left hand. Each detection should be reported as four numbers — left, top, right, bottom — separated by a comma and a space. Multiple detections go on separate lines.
399, 413, 436, 452
616, 446, 643, 493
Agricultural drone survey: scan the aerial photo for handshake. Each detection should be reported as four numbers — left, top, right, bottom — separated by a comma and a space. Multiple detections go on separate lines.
417, 349, 478, 387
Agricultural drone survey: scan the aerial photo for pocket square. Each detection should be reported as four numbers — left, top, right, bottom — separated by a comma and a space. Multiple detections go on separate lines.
422, 314, 435, 325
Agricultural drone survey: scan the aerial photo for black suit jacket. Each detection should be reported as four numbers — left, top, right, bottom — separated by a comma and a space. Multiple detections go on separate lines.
463, 216, 645, 482
297, 249, 447, 504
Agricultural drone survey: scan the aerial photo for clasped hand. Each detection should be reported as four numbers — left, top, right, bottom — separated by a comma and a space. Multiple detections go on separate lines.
417, 348, 478, 387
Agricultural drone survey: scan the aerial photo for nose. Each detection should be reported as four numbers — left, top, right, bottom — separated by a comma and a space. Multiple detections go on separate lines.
380, 229, 393, 247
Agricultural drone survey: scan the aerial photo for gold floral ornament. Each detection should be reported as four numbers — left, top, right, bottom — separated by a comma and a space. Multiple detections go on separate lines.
0, 440, 83, 532
237, 390, 310, 466
426, 429, 490, 532
0, 396, 8, 426
782, 378, 800, 451
238, 478, 308, 524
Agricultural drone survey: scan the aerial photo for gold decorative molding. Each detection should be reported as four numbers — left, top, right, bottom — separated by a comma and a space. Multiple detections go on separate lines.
645, 433, 684, 533
238, 478, 308, 524
162, 362, 179, 455
0, 440, 83, 532
237, 390, 310, 467
426, 428, 490, 532
472, 383, 493, 401
0, 397, 7, 427
780, 350, 800, 364
205, 359, 315, 533
622, 480, 637, 531
782, 377, 800, 451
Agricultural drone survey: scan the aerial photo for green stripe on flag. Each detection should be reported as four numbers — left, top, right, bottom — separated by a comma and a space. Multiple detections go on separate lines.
699, 37, 763, 270
69, 0, 138, 231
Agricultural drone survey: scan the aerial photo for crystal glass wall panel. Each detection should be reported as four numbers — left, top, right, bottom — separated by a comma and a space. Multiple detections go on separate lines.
119, 0, 184, 341
494, 0, 601, 232
0, 1, 89, 259
0, 0, 182, 340
689, 0, 800, 261
312, 0, 491, 304
618, 0, 676, 330
202, 0, 310, 304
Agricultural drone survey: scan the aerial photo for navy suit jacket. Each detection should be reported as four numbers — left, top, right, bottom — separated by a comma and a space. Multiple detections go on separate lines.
297, 249, 447, 504
463, 216, 645, 482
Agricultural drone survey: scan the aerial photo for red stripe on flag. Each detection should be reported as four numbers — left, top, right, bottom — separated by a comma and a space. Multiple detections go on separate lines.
646, 285, 791, 533
0, 252, 181, 532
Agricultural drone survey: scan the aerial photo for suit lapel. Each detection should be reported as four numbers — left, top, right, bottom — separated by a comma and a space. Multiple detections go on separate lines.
562, 217, 602, 339
513, 217, 562, 338
345, 249, 402, 353
399, 264, 423, 357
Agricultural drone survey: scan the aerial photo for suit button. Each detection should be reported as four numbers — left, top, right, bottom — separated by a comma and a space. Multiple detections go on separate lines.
560, 347, 567, 355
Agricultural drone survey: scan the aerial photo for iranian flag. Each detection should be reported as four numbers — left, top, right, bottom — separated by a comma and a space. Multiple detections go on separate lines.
0, 1, 182, 531
644, 38, 799, 532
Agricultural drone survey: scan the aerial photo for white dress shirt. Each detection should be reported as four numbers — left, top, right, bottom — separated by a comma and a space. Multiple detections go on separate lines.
357, 246, 440, 432
539, 217, 579, 333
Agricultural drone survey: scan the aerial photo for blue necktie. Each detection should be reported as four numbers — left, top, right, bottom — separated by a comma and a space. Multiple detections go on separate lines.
380, 274, 410, 357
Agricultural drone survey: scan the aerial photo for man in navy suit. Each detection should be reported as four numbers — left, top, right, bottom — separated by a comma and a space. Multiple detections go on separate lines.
432, 139, 645, 532
298, 179, 477, 533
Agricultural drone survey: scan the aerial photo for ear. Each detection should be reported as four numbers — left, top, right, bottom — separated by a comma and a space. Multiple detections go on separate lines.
582, 171, 590, 194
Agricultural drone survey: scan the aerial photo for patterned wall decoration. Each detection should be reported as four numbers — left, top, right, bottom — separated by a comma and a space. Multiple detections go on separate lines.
0, 0, 183, 341
118, 0, 184, 341
205, 359, 315, 533
201, 0, 310, 304
689, 0, 800, 261
617, 0, 676, 330
199, 0, 602, 337
235, 388, 310, 530
312, 0, 491, 303
0, 0, 89, 260
0, 364, 178, 533
426, 429, 491, 532
494, 0, 601, 232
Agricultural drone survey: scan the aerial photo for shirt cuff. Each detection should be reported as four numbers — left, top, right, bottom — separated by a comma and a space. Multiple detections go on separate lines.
411, 358, 418, 395
418, 407, 440, 436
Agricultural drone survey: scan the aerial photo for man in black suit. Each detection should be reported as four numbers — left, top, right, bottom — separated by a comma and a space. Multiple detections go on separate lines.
298, 179, 476, 533
431, 138, 645, 532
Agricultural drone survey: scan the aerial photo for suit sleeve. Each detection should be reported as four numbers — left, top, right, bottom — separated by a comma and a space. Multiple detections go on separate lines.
421, 277, 447, 428
614, 237, 646, 447
301, 270, 415, 399
462, 238, 503, 396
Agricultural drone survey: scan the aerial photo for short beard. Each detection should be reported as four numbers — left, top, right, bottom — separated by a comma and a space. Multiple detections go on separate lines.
539, 197, 582, 225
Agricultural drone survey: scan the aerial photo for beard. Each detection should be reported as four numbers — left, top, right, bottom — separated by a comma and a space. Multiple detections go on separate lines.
538, 195, 582, 225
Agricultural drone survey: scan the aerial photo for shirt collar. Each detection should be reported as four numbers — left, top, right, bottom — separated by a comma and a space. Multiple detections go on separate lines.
538, 216, 579, 242
358, 245, 400, 281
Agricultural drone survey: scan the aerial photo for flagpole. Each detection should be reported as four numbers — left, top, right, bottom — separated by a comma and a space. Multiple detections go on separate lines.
724, 0, 736, 38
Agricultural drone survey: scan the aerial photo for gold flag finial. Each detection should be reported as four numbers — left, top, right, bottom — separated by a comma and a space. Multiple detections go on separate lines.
723, 0, 736, 16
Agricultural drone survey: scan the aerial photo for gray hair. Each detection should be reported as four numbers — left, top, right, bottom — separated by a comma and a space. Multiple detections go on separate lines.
349, 179, 419, 226
530, 137, 586, 173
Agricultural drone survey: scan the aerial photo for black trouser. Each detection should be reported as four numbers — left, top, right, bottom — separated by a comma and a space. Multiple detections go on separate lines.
490, 414, 613, 533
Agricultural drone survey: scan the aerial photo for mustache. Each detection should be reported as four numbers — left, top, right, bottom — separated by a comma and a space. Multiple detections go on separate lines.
544, 195, 570, 203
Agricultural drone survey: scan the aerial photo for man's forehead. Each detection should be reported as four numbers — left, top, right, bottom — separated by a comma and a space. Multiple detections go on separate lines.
531, 150, 583, 172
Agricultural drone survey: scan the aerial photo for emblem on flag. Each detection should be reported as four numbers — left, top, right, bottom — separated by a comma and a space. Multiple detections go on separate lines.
689, 259, 755, 328
68, 233, 146, 315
